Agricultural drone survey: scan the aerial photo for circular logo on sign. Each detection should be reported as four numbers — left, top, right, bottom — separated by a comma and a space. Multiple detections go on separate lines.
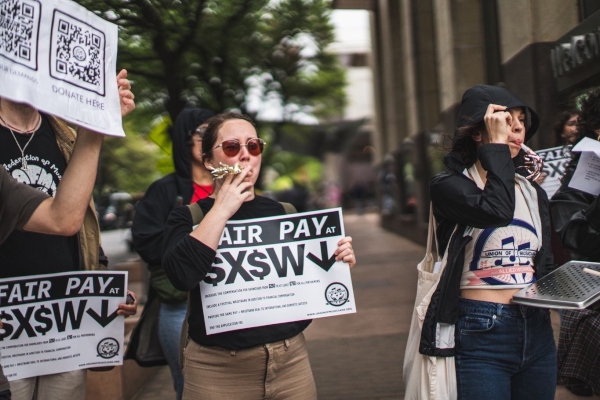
97, 338, 119, 359
73, 46, 87, 61
325, 283, 349, 307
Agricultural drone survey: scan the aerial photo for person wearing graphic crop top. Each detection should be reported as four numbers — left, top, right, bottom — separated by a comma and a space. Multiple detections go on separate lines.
424, 85, 557, 400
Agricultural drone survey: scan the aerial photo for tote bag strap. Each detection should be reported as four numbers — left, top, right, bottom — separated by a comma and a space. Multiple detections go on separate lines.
426, 202, 441, 263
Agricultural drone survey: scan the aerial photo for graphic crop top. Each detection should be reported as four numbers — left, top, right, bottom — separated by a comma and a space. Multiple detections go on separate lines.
461, 180, 540, 289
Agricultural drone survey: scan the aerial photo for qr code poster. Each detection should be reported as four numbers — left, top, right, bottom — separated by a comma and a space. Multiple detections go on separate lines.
50, 11, 106, 96
0, 0, 41, 70
0, 0, 123, 137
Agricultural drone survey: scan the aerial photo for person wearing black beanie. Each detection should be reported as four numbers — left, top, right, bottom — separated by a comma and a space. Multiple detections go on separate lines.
421, 85, 557, 399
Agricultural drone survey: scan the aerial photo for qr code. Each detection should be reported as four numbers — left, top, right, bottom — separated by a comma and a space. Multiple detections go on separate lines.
50, 10, 105, 96
0, 0, 41, 70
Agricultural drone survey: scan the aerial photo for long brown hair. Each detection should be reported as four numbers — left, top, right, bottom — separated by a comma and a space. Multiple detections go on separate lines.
448, 120, 485, 167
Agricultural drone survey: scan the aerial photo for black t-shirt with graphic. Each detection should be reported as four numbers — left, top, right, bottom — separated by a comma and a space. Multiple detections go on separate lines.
0, 116, 79, 278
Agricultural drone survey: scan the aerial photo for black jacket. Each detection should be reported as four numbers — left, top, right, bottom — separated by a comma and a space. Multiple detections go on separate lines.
551, 153, 600, 261
421, 145, 556, 357
132, 108, 214, 266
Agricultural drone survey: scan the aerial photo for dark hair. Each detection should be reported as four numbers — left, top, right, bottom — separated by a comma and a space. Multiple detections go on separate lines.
449, 120, 485, 167
552, 110, 578, 146
576, 88, 600, 143
201, 112, 256, 160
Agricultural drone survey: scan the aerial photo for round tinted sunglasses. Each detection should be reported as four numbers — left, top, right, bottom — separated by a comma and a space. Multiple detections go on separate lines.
213, 138, 266, 157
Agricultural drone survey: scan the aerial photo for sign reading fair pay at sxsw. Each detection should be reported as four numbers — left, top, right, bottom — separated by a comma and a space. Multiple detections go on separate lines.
201, 208, 356, 334
0, 271, 128, 381
0, 0, 124, 136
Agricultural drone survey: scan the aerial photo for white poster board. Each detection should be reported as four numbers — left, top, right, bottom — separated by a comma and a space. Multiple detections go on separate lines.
537, 146, 571, 197
0, 0, 124, 136
569, 137, 600, 196
200, 208, 356, 335
0, 271, 127, 381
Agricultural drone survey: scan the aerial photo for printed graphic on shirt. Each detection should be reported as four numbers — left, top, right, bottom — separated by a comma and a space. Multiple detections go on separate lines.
3, 155, 62, 197
467, 219, 538, 286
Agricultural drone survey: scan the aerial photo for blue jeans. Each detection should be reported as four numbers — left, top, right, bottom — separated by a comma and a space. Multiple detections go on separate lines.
456, 298, 557, 400
159, 301, 187, 400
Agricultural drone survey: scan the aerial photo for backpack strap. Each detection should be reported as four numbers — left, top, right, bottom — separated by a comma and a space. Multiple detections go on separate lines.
186, 202, 205, 225
279, 202, 297, 215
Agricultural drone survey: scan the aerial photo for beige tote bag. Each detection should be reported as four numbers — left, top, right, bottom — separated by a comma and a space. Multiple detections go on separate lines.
403, 204, 457, 400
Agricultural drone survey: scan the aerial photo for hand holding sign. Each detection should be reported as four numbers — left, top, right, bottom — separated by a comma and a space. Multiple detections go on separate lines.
116, 290, 137, 317
117, 70, 135, 118
335, 236, 356, 268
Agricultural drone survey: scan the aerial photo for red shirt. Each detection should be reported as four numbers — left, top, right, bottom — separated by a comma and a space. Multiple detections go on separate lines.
191, 183, 213, 203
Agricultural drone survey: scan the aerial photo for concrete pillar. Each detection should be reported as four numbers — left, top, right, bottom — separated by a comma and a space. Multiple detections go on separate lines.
432, 0, 458, 112
412, 0, 440, 132
369, 10, 386, 164
377, 0, 405, 152
437, 0, 487, 132
399, 0, 420, 136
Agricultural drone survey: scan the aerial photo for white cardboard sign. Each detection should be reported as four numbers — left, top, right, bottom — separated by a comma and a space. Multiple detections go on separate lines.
569, 137, 600, 196
0, 0, 124, 136
200, 208, 356, 334
0, 271, 127, 381
536, 146, 571, 197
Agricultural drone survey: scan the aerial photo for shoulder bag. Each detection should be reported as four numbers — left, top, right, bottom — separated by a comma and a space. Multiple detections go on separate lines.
403, 204, 457, 400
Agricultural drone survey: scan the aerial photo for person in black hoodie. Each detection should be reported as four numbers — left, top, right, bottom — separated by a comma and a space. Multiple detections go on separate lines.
426, 85, 557, 399
131, 108, 214, 400
550, 89, 600, 397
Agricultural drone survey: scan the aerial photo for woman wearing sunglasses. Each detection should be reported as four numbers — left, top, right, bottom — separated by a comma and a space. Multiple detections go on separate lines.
162, 112, 356, 400
131, 107, 215, 400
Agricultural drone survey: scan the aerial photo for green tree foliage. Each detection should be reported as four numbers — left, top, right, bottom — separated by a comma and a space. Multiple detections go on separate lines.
78, 0, 346, 123
96, 122, 162, 195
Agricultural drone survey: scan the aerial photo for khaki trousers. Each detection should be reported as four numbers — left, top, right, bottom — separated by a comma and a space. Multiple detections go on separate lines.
182, 333, 317, 400
10, 369, 86, 400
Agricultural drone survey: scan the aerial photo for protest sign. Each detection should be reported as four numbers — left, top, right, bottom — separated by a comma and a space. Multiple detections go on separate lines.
569, 151, 600, 196
0, 0, 124, 136
200, 208, 356, 335
537, 146, 571, 197
569, 137, 600, 196
572, 136, 600, 155
0, 271, 127, 381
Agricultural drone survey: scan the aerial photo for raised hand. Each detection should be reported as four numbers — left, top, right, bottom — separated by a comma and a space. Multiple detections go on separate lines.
211, 166, 254, 219
117, 69, 135, 117
483, 104, 511, 145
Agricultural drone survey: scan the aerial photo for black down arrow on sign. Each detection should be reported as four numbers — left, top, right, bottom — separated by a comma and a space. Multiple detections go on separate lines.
86, 300, 119, 327
307, 241, 337, 271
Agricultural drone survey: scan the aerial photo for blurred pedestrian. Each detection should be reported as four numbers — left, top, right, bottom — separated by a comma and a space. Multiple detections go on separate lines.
553, 110, 579, 147
427, 85, 557, 399
131, 108, 214, 400
379, 156, 397, 217
550, 89, 600, 397
546, 110, 580, 265
162, 112, 356, 399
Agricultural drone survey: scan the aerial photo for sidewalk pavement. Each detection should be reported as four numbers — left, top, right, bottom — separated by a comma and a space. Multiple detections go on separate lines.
132, 212, 598, 399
